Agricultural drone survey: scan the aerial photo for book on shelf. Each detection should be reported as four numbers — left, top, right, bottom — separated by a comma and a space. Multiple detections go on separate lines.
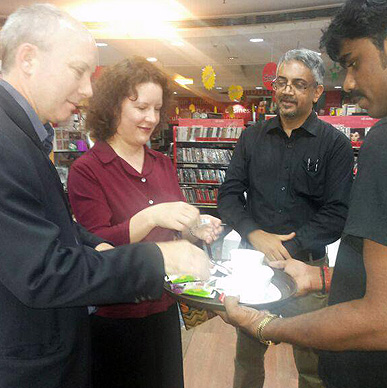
176, 125, 244, 141
181, 187, 219, 204
177, 168, 225, 184
176, 148, 233, 164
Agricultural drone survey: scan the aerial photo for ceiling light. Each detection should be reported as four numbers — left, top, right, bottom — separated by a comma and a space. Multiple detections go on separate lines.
228, 56, 237, 60
174, 76, 193, 85
215, 87, 222, 90
146, 57, 158, 62
255, 86, 263, 90
171, 41, 184, 47
173, 92, 178, 94
335, 86, 342, 89
96, 42, 108, 47
249, 38, 264, 43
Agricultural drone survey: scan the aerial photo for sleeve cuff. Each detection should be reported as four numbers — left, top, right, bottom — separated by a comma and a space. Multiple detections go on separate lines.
282, 239, 300, 258
235, 218, 261, 241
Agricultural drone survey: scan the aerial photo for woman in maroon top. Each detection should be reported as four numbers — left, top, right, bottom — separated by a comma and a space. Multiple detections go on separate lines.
68, 58, 222, 388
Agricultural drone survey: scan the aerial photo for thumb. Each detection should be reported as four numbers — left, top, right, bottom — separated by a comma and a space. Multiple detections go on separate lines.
268, 260, 287, 270
278, 232, 296, 241
224, 295, 240, 310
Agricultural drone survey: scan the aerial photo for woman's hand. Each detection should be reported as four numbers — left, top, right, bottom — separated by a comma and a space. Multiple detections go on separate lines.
189, 215, 223, 244
147, 201, 200, 231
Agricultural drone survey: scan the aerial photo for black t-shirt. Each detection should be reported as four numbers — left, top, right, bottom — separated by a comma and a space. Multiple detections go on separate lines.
319, 117, 387, 388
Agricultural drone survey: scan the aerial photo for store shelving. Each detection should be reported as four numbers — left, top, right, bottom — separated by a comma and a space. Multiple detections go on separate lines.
172, 118, 244, 207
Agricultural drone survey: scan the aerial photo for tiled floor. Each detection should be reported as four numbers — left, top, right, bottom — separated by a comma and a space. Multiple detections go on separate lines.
182, 316, 298, 388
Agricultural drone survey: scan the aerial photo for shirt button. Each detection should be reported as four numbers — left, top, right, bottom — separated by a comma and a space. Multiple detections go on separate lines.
148, 200, 154, 205
281, 186, 286, 191
141, 177, 146, 183
284, 165, 289, 170
278, 209, 283, 214
286, 143, 293, 149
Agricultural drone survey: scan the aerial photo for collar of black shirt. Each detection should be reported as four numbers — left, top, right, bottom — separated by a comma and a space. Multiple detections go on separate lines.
265, 110, 318, 137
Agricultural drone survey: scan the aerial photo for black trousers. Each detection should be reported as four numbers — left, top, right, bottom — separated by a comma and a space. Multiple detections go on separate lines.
90, 303, 184, 388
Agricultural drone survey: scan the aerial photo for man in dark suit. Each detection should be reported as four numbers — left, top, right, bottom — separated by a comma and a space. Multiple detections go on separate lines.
0, 4, 210, 387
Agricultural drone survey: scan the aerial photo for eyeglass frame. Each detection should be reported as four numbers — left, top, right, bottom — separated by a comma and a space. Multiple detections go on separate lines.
271, 77, 319, 93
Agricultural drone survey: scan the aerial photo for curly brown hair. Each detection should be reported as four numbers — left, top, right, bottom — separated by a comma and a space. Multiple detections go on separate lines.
87, 57, 173, 141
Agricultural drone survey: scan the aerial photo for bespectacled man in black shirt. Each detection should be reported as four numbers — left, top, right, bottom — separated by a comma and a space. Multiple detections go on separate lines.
219, 1, 387, 388
217, 48, 353, 388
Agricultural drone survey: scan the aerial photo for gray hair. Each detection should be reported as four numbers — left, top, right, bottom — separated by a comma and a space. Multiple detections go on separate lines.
277, 49, 325, 85
0, 3, 89, 73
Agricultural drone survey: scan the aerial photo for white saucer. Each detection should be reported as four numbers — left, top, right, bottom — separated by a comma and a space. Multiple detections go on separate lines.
215, 277, 282, 304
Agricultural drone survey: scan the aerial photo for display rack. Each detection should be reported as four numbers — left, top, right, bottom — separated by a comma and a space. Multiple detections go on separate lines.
320, 115, 380, 175
173, 118, 244, 208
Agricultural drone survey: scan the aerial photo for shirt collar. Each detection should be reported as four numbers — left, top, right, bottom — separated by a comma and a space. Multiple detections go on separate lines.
91, 140, 158, 164
266, 110, 318, 136
0, 79, 52, 144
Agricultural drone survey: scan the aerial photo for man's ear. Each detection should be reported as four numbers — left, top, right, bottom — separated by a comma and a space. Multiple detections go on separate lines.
382, 39, 387, 69
15, 43, 38, 75
313, 84, 324, 104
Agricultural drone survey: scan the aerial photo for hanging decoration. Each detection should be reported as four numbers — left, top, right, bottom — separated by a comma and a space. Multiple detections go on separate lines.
329, 63, 341, 83
202, 65, 216, 90
228, 85, 244, 101
262, 62, 277, 90
214, 106, 218, 113
175, 106, 179, 115
189, 104, 196, 113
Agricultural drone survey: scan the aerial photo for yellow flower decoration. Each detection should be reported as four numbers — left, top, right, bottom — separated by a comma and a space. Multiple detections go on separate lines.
202, 65, 216, 90
175, 107, 179, 115
189, 104, 196, 113
228, 85, 244, 101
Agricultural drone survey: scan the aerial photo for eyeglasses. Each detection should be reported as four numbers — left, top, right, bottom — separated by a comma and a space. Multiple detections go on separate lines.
272, 78, 318, 93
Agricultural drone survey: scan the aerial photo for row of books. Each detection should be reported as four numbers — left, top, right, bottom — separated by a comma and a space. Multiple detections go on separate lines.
176, 126, 244, 141
177, 168, 226, 184
181, 187, 219, 204
176, 148, 233, 164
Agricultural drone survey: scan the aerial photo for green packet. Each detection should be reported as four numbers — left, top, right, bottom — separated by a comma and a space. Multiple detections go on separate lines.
182, 288, 215, 298
168, 275, 198, 284
180, 282, 217, 299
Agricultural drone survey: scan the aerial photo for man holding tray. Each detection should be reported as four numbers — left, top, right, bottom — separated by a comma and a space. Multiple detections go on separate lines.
217, 48, 353, 388
220, 1, 387, 388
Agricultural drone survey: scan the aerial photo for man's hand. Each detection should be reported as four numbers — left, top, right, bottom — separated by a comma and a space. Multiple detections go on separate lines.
247, 229, 295, 261
269, 259, 321, 296
216, 296, 268, 337
95, 243, 115, 252
156, 240, 211, 281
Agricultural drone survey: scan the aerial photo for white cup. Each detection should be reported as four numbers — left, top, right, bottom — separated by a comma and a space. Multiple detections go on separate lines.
230, 249, 265, 279
228, 249, 274, 302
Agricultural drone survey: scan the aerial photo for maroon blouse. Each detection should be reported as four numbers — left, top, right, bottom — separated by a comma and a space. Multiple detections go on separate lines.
68, 141, 185, 318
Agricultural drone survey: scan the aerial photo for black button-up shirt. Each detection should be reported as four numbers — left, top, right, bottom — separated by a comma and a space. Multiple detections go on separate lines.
217, 112, 354, 261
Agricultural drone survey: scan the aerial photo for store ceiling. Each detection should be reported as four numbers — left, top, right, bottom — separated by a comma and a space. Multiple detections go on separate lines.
0, 0, 346, 101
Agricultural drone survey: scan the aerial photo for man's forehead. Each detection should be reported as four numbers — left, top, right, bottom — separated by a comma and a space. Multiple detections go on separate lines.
278, 60, 313, 80
338, 39, 355, 62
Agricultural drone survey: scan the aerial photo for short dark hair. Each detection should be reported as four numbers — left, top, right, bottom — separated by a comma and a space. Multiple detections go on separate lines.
87, 57, 172, 142
320, 0, 387, 62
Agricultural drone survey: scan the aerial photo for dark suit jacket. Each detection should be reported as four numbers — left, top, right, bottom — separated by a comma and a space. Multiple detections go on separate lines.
0, 85, 165, 387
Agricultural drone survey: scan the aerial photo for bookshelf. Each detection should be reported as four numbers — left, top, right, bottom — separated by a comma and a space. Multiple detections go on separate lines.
173, 119, 244, 208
